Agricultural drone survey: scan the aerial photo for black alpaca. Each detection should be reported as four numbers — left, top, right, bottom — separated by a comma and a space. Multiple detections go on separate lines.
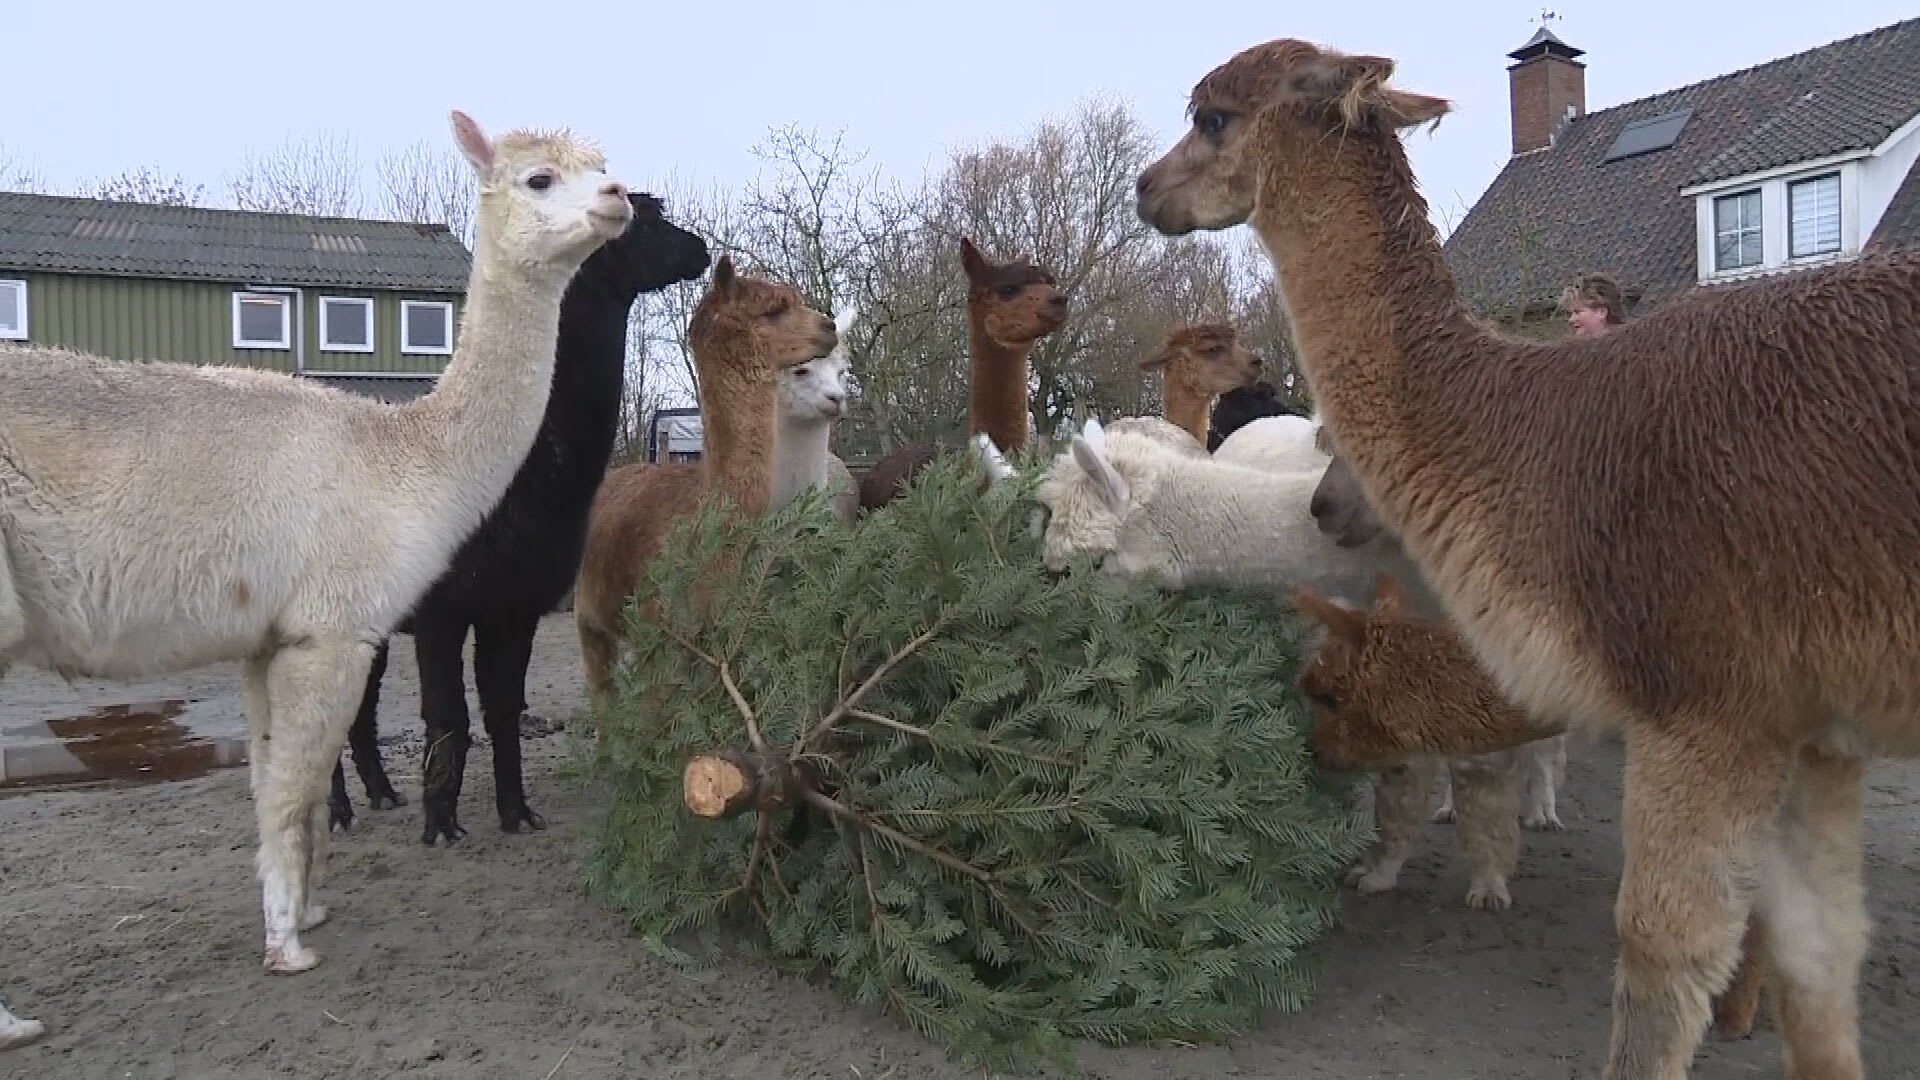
329, 192, 711, 843
1206, 380, 1299, 450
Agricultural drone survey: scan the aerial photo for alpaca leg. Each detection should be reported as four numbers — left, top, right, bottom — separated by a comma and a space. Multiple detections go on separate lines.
256, 636, 374, 973
415, 620, 474, 846
1520, 734, 1569, 831
1711, 914, 1769, 1040
1603, 721, 1791, 1080
0, 999, 44, 1051
1450, 751, 1521, 911
1433, 769, 1455, 823
474, 617, 544, 833
1348, 757, 1440, 894
330, 638, 403, 832
578, 616, 616, 703
1751, 743, 1866, 1080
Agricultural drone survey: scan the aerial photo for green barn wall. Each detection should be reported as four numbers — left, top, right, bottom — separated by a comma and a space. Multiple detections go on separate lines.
8, 271, 460, 375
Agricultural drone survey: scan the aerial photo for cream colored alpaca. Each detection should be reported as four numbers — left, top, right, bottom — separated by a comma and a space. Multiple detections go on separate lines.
771, 306, 857, 524
0, 110, 630, 1046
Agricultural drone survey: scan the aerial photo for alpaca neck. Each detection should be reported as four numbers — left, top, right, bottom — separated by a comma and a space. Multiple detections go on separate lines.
1149, 464, 1340, 585
770, 413, 833, 509
1248, 128, 1495, 517
545, 277, 645, 485
1163, 379, 1213, 445
697, 361, 777, 514
399, 252, 572, 525
967, 310, 1032, 454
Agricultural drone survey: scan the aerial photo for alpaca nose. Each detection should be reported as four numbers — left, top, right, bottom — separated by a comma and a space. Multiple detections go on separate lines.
600, 179, 628, 199
1048, 293, 1069, 311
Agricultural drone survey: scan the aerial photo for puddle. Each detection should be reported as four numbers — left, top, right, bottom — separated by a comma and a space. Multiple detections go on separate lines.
0, 698, 248, 794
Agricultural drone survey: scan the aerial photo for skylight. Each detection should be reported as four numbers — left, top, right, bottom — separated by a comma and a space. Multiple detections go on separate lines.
1603, 107, 1693, 163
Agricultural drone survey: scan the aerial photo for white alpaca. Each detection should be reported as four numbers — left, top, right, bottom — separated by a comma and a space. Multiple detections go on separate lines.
771, 305, 857, 524
1212, 412, 1329, 472
0, 110, 631, 1046
1035, 416, 1421, 606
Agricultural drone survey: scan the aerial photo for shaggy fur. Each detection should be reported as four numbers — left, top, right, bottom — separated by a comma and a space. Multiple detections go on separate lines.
857, 237, 1068, 509
771, 307, 858, 524
1138, 35, 1920, 1078
1207, 379, 1294, 450
1138, 322, 1261, 444
1295, 574, 1769, 1035
1212, 412, 1328, 473
327, 192, 711, 843
0, 111, 631, 1035
574, 256, 837, 701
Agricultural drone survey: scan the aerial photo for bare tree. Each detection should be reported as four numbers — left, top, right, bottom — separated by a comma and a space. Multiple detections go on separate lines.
229, 132, 364, 216
376, 139, 476, 246
89, 166, 207, 207
0, 145, 48, 193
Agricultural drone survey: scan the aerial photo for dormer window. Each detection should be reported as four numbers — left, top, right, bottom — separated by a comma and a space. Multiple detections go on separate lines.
1788, 172, 1841, 258
1712, 190, 1763, 272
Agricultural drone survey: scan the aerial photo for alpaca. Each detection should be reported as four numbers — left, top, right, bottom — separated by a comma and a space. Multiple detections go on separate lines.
326, 191, 712, 842
770, 306, 857, 524
1207, 379, 1294, 450
1311, 432, 1572, 832
1293, 573, 1769, 1038
855, 237, 1068, 509
0, 111, 630, 1040
1136, 37, 1920, 1077
1138, 322, 1261, 444
575, 256, 838, 700
1040, 418, 1518, 907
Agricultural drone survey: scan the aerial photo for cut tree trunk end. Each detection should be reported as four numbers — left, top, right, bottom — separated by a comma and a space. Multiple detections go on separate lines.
682, 750, 803, 819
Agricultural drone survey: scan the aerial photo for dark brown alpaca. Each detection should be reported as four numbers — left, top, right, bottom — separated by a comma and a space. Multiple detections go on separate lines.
574, 255, 837, 700
1138, 322, 1262, 444
856, 236, 1068, 509
1293, 573, 1767, 1040
1138, 35, 1920, 1080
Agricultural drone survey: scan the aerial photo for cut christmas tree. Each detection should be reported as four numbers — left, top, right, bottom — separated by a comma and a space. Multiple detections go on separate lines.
585, 449, 1369, 1073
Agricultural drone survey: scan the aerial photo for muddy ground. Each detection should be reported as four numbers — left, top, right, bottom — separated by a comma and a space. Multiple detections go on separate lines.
4, 611, 1919, 1079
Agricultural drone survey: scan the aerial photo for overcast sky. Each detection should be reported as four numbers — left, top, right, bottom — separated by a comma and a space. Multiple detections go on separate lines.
5, 2, 1913, 234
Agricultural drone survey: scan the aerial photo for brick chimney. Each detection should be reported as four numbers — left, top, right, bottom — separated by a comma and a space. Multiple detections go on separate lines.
1507, 26, 1585, 154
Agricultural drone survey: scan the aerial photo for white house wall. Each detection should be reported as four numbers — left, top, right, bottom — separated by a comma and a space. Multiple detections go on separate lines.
1862, 111, 1920, 240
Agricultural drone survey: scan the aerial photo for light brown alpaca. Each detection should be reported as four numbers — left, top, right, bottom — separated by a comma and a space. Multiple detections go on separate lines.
1137, 322, 1262, 444
1137, 37, 1920, 1078
574, 255, 837, 699
856, 236, 1068, 509
1293, 574, 1768, 1039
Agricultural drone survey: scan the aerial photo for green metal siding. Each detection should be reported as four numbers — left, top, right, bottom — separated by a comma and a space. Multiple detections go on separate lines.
5, 270, 459, 375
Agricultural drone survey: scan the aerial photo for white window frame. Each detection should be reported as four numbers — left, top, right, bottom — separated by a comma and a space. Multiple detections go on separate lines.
232, 290, 291, 350
400, 300, 455, 356
1687, 154, 1869, 284
1787, 171, 1842, 260
0, 278, 26, 341
317, 296, 376, 354
1711, 189, 1763, 273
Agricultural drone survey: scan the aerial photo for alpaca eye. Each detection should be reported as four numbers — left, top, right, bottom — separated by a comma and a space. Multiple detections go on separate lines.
793, 367, 811, 377
997, 284, 1020, 299
526, 172, 554, 191
1195, 109, 1230, 136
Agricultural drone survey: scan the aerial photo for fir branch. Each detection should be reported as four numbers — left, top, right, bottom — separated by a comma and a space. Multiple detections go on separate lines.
797, 609, 956, 757
659, 625, 765, 753
799, 786, 991, 884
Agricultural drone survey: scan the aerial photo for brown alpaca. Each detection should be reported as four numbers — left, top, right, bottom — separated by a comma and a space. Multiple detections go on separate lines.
856, 236, 1068, 509
1138, 37, 1920, 1078
574, 255, 837, 699
1138, 322, 1262, 444
1293, 574, 1768, 1039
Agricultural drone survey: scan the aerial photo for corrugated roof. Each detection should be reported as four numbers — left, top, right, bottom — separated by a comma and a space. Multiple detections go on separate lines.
0, 191, 471, 291
1444, 17, 1920, 317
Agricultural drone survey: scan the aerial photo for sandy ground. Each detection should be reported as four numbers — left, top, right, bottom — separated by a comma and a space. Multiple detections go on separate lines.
5, 612, 1920, 1079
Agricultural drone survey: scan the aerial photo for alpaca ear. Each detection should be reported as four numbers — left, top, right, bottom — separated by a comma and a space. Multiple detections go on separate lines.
833, 302, 860, 339
1374, 86, 1453, 130
1071, 435, 1130, 517
970, 433, 1014, 482
959, 236, 988, 280
712, 254, 737, 292
1372, 572, 1409, 615
1292, 587, 1366, 647
1137, 348, 1171, 373
1297, 52, 1453, 131
449, 110, 494, 174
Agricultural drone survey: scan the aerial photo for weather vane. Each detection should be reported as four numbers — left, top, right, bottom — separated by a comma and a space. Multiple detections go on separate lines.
1537, 8, 1560, 26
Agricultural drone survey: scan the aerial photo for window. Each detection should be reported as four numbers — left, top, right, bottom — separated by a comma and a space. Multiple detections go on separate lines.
1788, 172, 1841, 258
318, 296, 375, 353
1602, 107, 1692, 164
400, 300, 454, 355
0, 279, 25, 340
232, 291, 291, 349
1713, 190, 1762, 272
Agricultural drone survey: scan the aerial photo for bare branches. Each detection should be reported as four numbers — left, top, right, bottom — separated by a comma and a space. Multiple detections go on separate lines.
375, 139, 475, 246
229, 133, 364, 216
89, 167, 206, 207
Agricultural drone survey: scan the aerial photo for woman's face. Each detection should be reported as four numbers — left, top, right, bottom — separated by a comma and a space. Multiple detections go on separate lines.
1568, 303, 1611, 337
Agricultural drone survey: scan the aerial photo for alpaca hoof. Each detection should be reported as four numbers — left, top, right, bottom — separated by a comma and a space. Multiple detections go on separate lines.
1431, 805, 1456, 824
329, 801, 356, 834
264, 942, 320, 974
300, 903, 330, 931
0, 1017, 46, 1051
369, 788, 407, 811
499, 803, 546, 833
1465, 880, 1512, 911
1345, 863, 1400, 895
421, 812, 467, 846
1521, 810, 1564, 831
